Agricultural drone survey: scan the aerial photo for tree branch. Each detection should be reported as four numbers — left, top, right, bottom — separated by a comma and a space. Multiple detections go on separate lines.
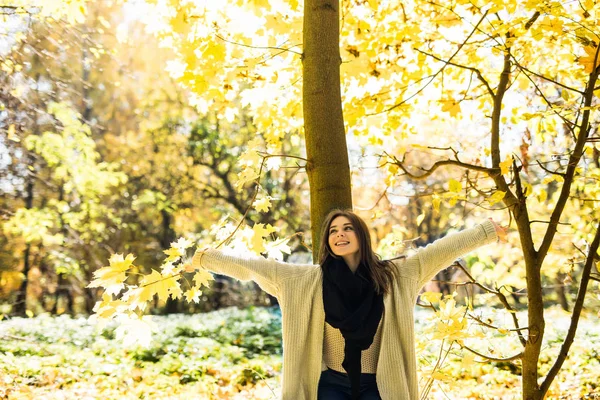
387, 153, 498, 180
468, 313, 529, 332
462, 345, 523, 362
511, 61, 584, 95
384, 10, 490, 112
414, 48, 494, 97
537, 49, 600, 260
214, 33, 302, 56
536, 160, 566, 178
454, 261, 527, 347
540, 221, 600, 394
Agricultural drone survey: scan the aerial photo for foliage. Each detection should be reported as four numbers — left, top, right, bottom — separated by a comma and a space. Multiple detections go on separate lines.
0, 306, 599, 399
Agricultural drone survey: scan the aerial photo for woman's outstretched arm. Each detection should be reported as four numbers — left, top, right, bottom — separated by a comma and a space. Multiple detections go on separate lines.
191, 248, 315, 297
404, 219, 504, 289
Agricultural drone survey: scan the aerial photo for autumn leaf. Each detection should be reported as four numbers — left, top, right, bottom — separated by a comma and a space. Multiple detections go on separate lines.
171, 237, 193, 251
579, 45, 600, 74
163, 247, 184, 263
253, 195, 272, 213
140, 270, 180, 303
91, 293, 127, 320
115, 314, 155, 348
448, 179, 462, 193
193, 269, 214, 288
441, 99, 461, 117
499, 156, 512, 175
420, 291, 443, 304
247, 223, 271, 253
184, 287, 202, 303
265, 237, 291, 260
487, 190, 506, 206
367, 0, 378, 10
87, 253, 136, 296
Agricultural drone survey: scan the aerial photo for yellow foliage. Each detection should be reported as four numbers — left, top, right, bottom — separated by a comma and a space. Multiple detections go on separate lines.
88, 254, 136, 296
448, 179, 462, 193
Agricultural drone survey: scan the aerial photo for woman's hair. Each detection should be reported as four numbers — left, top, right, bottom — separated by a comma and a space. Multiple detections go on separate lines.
318, 209, 398, 295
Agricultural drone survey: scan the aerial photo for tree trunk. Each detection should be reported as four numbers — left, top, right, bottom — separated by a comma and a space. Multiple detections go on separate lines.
160, 209, 180, 313
522, 259, 545, 400
555, 274, 569, 312
303, 0, 352, 260
14, 178, 34, 316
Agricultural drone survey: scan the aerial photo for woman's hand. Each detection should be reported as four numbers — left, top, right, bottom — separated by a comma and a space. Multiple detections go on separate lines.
185, 247, 210, 273
489, 218, 508, 243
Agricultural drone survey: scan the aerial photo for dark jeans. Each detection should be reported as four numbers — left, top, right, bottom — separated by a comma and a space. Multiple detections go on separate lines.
317, 368, 382, 400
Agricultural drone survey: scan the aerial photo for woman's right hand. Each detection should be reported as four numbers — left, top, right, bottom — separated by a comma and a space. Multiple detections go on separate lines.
185, 247, 210, 272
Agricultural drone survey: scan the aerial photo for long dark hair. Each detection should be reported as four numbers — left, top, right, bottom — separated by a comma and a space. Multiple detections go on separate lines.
318, 209, 397, 295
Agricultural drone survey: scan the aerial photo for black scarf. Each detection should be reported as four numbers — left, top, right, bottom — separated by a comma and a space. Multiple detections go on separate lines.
322, 256, 384, 400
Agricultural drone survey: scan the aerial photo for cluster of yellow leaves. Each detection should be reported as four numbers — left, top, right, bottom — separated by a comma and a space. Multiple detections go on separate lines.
88, 238, 213, 346
89, 207, 292, 346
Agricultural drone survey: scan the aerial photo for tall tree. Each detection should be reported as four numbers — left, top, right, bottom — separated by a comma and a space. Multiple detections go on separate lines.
303, 0, 353, 255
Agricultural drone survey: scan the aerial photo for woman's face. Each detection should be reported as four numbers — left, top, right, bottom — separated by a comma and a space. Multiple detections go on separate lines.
328, 216, 360, 258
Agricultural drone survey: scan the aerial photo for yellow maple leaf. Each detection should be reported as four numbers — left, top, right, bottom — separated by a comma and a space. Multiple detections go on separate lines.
248, 223, 271, 253
253, 196, 272, 213
169, 285, 183, 300
92, 293, 127, 320
487, 190, 506, 206
499, 156, 512, 175
163, 247, 183, 262
115, 314, 155, 348
441, 99, 461, 117
448, 179, 462, 193
579, 45, 600, 74
184, 287, 202, 303
193, 269, 214, 288
420, 291, 443, 304
171, 237, 193, 251
87, 253, 136, 295
140, 270, 180, 303
367, 0, 378, 10
265, 237, 291, 260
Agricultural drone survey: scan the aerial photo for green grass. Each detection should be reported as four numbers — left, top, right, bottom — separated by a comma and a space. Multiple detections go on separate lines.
0, 306, 598, 399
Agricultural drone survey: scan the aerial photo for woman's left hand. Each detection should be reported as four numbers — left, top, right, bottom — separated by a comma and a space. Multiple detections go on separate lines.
489, 218, 508, 243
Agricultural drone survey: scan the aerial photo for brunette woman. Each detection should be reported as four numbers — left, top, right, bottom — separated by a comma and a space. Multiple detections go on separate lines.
191, 209, 506, 400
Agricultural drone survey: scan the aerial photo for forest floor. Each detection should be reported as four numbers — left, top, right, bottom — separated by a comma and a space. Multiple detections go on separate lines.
0, 306, 598, 399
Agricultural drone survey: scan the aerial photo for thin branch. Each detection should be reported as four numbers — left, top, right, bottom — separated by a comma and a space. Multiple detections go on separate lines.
257, 152, 308, 162
414, 48, 495, 97
512, 62, 584, 95
536, 160, 566, 177
214, 33, 302, 56
462, 345, 523, 362
515, 67, 578, 132
454, 261, 527, 347
468, 313, 529, 332
387, 153, 498, 180
540, 221, 600, 394
384, 10, 490, 113
529, 220, 571, 226
537, 48, 600, 260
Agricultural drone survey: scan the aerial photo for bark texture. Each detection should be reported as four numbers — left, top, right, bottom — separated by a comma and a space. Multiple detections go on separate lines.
303, 0, 352, 260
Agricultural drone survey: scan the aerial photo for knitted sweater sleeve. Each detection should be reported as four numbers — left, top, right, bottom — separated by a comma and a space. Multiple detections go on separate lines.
191, 248, 310, 297
402, 220, 498, 289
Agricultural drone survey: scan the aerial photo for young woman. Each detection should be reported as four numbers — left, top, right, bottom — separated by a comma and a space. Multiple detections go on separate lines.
191, 209, 506, 400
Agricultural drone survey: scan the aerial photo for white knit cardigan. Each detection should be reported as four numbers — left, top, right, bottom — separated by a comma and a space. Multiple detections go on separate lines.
192, 220, 498, 399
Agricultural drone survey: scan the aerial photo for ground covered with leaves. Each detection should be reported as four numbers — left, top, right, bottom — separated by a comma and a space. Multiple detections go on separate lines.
0, 306, 598, 399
